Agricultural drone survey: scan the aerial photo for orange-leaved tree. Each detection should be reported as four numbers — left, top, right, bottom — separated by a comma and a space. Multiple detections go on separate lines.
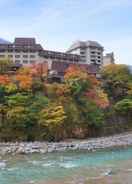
15, 67, 33, 91
0, 75, 11, 86
30, 63, 48, 79
64, 65, 109, 109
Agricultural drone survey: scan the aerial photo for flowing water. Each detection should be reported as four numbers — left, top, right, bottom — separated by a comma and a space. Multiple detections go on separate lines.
0, 147, 132, 184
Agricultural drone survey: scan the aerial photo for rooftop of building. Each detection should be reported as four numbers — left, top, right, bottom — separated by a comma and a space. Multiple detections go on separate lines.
0, 37, 43, 52
51, 61, 100, 76
67, 40, 104, 52
14, 38, 36, 45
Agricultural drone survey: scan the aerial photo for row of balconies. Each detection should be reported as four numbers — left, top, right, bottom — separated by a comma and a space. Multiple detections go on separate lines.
0, 54, 37, 59
0, 49, 42, 53
40, 51, 80, 61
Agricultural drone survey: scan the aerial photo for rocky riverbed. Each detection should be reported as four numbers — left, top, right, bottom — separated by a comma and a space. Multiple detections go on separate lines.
0, 132, 132, 155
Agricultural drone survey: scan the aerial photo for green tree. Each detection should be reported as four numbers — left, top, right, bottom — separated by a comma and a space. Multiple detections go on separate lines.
7, 93, 32, 107
30, 95, 49, 113
5, 93, 38, 141
6, 106, 36, 141
63, 98, 81, 137
114, 99, 132, 115
0, 86, 6, 103
31, 78, 44, 94
64, 65, 93, 99
101, 64, 132, 102
79, 97, 104, 127
0, 58, 12, 74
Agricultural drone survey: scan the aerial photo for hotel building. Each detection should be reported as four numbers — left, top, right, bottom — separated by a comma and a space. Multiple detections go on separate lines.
0, 38, 80, 66
67, 40, 104, 65
0, 38, 43, 65
0, 38, 114, 79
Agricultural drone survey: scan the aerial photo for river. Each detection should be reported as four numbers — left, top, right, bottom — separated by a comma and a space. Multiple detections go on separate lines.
0, 146, 132, 184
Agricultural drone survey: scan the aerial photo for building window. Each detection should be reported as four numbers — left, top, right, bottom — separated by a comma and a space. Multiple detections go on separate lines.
15, 55, 20, 58
8, 55, 13, 58
80, 51, 85, 55
91, 59, 96, 63
15, 60, 21, 64
30, 55, 36, 58
0, 55, 5, 57
91, 55, 96, 58
15, 50, 21, 53
23, 60, 28, 64
23, 55, 28, 58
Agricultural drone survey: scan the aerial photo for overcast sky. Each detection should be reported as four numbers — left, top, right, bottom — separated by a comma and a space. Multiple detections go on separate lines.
0, 0, 132, 65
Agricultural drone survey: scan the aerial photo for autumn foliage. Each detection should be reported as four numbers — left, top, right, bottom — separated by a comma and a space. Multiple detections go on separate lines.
86, 89, 109, 108
65, 65, 109, 108
15, 74, 32, 90
0, 75, 11, 85
1, 62, 131, 141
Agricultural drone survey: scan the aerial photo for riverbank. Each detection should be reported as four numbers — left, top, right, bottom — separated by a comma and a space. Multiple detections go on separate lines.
0, 132, 132, 155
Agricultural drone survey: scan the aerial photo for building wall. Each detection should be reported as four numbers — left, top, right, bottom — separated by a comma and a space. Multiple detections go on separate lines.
85, 47, 90, 64
68, 48, 80, 55
0, 38, 43, 66
0, 51, 40, 65
90, 47, 103, 65
68, 47, 103, 65
0, 50, 80, 67
67, 41, 103, 65
103, 53, 115, 66
0, 38, 105, 68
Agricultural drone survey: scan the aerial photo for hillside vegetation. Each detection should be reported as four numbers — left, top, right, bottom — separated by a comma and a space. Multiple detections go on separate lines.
0, 60, 131, 141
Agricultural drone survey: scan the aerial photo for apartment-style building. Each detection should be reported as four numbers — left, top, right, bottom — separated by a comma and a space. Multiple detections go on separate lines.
0, 37, 114, 79
0, 38, 43, 65
67, 40, 104, 65
0, 38, 80, 66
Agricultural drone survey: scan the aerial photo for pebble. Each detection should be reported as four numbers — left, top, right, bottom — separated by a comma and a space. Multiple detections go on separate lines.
0, 132, 132, 155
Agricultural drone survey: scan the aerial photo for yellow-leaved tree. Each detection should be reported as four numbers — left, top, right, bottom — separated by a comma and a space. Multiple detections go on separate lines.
38, 103, 66, 141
